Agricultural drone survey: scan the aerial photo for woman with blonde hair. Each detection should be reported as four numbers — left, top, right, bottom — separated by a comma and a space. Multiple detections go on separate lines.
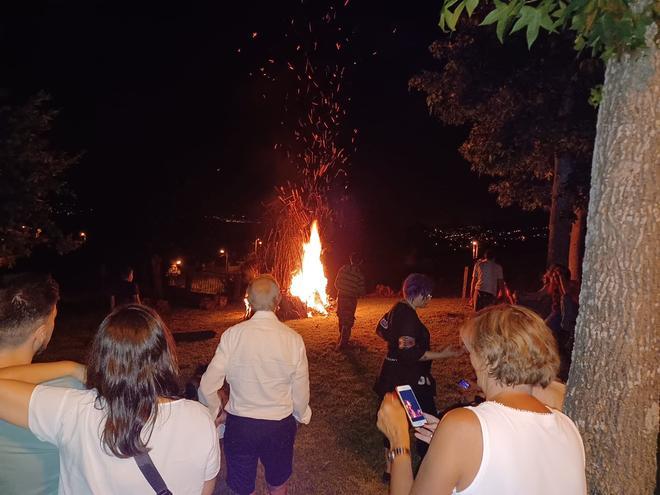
377, 304, 586, 495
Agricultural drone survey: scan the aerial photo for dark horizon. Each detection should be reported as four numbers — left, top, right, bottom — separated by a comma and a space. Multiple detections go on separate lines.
2, 0, 547, 275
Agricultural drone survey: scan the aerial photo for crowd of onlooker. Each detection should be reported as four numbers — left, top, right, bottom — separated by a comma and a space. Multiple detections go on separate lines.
0, 272, 309, 495
0, 251, 586, 495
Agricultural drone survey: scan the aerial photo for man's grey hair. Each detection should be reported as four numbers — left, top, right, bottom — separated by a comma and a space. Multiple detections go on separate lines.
247, 275, 281, 311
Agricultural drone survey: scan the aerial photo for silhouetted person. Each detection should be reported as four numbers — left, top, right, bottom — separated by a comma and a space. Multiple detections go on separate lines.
334, 253, 365, 350
109, 266, 141, 309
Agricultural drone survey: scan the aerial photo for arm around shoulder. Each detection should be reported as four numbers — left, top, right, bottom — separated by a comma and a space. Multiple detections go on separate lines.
0, 361, 86, 384
0, 379, 37, 429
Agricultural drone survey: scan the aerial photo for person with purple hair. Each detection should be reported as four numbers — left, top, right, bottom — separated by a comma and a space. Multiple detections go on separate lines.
373, 273, 463, 482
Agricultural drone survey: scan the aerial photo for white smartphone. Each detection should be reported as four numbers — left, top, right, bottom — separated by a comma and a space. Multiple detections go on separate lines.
395, 385, 427, 427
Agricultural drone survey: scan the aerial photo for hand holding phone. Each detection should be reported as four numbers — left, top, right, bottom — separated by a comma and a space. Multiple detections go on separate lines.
413, 413, 440, 445
395, 385, 427, 427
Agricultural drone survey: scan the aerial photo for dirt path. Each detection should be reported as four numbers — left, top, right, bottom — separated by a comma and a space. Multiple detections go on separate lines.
41, 297, 475, 494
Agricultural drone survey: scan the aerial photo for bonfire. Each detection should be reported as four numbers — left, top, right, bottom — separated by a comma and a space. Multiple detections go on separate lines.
290, 221, 329, 316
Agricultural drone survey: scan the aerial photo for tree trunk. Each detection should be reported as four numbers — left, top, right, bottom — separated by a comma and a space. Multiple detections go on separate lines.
564, 35, 659, 495
568, 207, 586, 282
547, 153, 574, 267
150, 254, 164, 299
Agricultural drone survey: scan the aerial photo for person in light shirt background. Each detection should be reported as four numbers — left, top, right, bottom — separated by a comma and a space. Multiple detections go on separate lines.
199, 274, 311, 495
469, 249, 511, 310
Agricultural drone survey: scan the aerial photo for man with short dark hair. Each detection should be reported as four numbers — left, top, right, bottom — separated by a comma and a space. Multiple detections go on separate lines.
334, 253, 366, 350
199, 275, 311, 495
0, 273, 84, 495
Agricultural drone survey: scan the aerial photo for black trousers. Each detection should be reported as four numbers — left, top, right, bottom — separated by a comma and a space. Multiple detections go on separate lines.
475, 291, 496, 311
337, 296, 358, 344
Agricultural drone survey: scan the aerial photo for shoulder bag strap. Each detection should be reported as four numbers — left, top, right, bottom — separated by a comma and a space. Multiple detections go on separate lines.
134, 452, 173, 495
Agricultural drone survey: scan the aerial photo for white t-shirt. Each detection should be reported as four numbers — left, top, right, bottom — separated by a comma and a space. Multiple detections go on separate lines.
457, 401, 586, 495
29, 385, 220, 495
473, 259, 504, 296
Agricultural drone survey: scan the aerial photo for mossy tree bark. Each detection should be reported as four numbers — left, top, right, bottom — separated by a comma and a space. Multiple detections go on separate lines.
564, 34, 659, 494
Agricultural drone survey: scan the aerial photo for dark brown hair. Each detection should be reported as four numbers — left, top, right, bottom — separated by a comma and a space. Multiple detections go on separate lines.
86, 304, 181, 458
0, 273, 59, 347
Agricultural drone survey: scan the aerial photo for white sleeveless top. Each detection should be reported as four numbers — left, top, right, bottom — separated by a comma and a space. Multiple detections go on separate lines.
456, 401, 587, 495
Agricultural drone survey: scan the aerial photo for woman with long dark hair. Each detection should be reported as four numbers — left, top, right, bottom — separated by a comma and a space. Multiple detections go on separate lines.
0, 304, 219, 494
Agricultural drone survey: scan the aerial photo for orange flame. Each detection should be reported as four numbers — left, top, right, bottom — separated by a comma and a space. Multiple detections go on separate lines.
290, 220, 329, 315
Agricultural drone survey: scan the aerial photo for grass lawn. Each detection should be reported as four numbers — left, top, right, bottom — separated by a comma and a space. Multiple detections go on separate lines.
38, 297, 476, 494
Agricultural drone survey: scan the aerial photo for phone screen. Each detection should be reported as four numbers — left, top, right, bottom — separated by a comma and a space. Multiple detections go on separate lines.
396, 387, 426, 425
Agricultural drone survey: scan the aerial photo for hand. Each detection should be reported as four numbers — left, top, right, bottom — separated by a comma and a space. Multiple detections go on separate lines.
441, 345, 466, 358
214, 410, 227, 428
413, 413, 440, 444
398, 336, 416, 349
377, 393, 411, 448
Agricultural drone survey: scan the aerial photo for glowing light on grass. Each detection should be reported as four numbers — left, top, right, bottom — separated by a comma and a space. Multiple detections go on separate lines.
290, 220, 328, 316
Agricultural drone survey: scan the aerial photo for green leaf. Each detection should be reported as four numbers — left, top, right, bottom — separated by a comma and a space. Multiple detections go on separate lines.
446, 3, 466, 30
438, 12, 447, 30
526, 13, 541, 47
588, 84, 603, 108
511, 5, 536, 34
465, 0, 480, 16
540, 14, 555, 31
496, 15, 510, 42
439, 0, 462, 31
480, 8, 500, 26
442, 0, 461, 8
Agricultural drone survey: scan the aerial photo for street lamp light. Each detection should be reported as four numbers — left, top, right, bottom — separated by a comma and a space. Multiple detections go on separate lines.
471, 240, 479, 260
254, 238, 263, 255
219, 249, 229, 273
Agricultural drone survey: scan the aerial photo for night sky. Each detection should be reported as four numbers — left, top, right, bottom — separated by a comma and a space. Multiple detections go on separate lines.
2, 1, 545, 270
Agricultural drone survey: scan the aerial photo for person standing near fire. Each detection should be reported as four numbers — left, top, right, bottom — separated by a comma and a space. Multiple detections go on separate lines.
334, 253, 366, 350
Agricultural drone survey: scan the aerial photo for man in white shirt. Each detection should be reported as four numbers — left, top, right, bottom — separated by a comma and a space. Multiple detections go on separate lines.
469, 249, 509, 311
199, 275, 311, 495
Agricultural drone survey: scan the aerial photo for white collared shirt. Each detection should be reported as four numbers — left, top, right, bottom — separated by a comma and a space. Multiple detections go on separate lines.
199, 311, 312, 424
